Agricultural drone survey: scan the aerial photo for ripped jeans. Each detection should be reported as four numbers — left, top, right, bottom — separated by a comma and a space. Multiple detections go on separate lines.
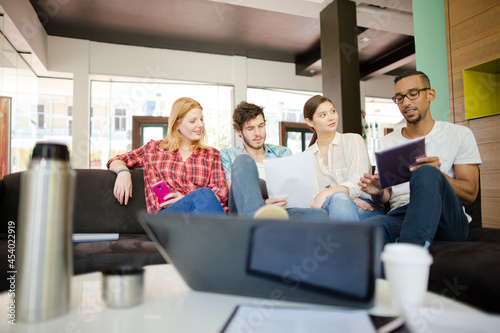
322, 191, 385, 223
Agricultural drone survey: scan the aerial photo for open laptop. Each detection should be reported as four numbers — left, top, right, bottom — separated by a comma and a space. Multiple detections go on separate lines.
137, 212, 382, 309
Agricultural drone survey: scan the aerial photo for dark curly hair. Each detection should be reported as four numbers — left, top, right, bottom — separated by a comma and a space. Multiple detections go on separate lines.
232, 101, 266, 131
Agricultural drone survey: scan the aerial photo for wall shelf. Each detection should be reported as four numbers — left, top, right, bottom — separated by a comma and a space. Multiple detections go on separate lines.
463, 57, 500, 119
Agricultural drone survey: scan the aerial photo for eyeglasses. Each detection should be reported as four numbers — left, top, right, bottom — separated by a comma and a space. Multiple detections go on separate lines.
392, 88, 430, 104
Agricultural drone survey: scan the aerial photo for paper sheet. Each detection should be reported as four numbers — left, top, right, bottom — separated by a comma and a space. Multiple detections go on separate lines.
221, 305, 376, 333
402, 305, 500, 333
263, 152, 315, 208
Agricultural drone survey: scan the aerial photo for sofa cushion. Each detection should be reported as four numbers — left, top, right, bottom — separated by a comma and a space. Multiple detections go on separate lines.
74, 169, 147, 233
73, 234, 166, 274
429, 241, 500, 313
468, 227, 500, 242
0, 172, 21, 235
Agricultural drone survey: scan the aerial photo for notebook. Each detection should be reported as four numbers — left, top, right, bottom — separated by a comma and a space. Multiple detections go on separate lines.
375, 137, 426, 189
137, 212, 382, 308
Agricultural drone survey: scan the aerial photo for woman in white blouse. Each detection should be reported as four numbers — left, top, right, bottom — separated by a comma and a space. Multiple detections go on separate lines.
304, 95, 384, 222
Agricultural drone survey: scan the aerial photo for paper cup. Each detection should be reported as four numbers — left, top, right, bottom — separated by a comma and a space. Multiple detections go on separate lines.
381, 243, 433, 309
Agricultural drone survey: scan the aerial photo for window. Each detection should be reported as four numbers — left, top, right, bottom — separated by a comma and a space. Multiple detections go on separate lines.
90, 78, 233, 169
67, 106, 73, 135
280, 122, 313, 154
114, 108, 127, 132
364, 97, 404, 164
132, 116, 169, 149
247, 88, 320, 146
37, 104, 44, 129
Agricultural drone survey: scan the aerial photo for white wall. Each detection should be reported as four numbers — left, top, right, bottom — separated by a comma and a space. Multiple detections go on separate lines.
46, 36, 323, 167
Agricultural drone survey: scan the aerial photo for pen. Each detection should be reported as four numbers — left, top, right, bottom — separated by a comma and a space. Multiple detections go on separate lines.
376, 316, 405, 333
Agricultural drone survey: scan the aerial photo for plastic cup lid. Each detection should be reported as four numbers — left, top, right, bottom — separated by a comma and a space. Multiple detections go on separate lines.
381, 243, 433, 265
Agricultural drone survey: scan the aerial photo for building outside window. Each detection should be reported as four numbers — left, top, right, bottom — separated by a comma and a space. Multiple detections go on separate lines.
36, 104, 44, 129
67, 106, 73, 136
114, 108, 127, 132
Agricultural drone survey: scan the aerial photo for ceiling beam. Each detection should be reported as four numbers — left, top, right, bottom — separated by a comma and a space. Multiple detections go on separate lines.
295, 27, 368, 77
295, 41, 321, 76
359, 39, 415, 80
356, 3, 414, 36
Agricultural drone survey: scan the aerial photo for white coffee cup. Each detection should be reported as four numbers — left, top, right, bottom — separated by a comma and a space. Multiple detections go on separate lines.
381, 243, 433, 310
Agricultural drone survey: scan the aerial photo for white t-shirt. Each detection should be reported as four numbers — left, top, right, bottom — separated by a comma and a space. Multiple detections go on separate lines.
256, 162, 266, 181
306, 132, 372, 200
378, 121, 482, 212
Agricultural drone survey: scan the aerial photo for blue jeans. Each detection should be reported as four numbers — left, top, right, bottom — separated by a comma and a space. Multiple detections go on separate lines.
157, 187, 225, 215
228, 154, 328, 221
322, 191, 385, 222
364, 166, 469, 247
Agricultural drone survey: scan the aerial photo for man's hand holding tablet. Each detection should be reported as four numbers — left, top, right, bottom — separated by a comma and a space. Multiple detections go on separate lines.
374, 137, 426, 189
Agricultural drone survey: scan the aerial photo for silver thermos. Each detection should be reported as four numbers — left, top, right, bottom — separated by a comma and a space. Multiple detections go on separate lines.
16, 143, 76, 323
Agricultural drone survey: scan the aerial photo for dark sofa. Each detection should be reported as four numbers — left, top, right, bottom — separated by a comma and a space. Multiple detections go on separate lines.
427, 182, 500, 314
1, 169, 500, 314
0, 169, 166, 292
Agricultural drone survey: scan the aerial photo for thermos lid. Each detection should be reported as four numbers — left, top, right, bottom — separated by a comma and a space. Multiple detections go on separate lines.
32, 143, 70, 161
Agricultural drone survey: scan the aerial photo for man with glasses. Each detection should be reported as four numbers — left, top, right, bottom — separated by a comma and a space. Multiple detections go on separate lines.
359, 70, 481, 247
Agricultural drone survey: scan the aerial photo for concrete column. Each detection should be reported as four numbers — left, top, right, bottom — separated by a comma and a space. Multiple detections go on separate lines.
320, 0, 361, 134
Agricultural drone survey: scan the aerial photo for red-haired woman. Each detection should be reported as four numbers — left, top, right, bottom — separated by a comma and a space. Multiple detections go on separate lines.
108, 97, 228, 215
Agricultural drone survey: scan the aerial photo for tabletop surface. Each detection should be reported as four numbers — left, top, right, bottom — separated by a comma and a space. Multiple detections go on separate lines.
0, 264, 479, 333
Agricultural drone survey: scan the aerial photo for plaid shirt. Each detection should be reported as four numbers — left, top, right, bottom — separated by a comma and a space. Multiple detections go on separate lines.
107, 140, 228, 214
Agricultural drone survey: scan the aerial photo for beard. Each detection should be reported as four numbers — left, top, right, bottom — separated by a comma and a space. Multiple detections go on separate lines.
242, 134, 265, 150
406, 114, 422, 124
403, 108, 422, 124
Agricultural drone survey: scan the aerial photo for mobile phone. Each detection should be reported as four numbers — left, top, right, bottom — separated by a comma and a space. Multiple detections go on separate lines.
150, 180, 171, 204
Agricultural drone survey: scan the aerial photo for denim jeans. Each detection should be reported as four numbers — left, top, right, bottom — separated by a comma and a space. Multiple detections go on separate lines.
228, 154, 328, 221
157, 187, 225, 215
322, 191, 385, 222
364, 165, 469, 247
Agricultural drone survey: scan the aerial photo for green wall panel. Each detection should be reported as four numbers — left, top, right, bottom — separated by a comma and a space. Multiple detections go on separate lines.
413, 0, 450, 122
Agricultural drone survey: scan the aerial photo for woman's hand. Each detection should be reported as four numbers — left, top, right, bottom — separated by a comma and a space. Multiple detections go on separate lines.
311, 189, 331, 209
353, 197, 373, 211
113, 172, 133, 205
264, 197, 287, 208
159, 192, 185, 208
